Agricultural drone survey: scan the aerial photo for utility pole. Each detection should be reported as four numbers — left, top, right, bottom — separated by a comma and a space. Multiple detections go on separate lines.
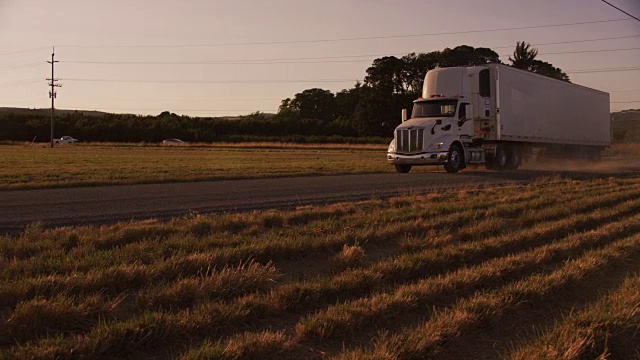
47, 47, 61, 148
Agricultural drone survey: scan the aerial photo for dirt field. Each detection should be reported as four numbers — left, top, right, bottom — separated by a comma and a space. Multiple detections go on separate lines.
1, 176, 639, 359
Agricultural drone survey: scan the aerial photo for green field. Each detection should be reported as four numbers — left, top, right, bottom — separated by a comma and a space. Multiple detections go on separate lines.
1, 177, 639, 359
0, 142, 396, 190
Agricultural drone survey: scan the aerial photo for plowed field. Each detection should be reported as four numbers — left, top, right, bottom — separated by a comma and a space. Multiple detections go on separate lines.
1, 176, 639, 359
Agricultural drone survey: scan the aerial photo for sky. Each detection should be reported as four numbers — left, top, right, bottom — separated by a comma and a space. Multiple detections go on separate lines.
1, 0, 639, 116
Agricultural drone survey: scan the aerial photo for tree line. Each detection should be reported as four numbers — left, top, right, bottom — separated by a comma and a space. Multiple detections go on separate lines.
278, 41, 568, 136
0, 110, 379, 144
1, 42, 571, 143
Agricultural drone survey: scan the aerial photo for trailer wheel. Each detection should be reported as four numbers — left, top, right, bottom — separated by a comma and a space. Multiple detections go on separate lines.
395, 164, 412, 173
505, 145, 521, 170
444, 144, 464, 173
586, 147, 602, 162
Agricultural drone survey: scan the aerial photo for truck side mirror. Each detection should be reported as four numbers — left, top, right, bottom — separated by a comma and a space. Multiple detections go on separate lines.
401, 109, 408, 122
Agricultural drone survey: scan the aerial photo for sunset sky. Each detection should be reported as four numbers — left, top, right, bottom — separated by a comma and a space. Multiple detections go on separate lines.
1, 0, 639, 116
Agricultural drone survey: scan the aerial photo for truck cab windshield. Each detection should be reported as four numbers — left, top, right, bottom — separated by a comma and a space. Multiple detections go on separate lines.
412, 99, 458, 118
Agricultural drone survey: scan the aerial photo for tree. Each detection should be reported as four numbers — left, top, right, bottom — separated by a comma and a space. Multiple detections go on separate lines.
351, 86, 395, 136
274, 44, 571, 137
364, 56, 406, 94
335, 82, 364, 119
400, 52, 441, 96
278, 98, 296, 118
509, 41, 538, 70
439, 45, 501, 67
364, 46, 501, 98
531, 60, 570, 82
509, 41, 570, 82
278, 88, 336, 122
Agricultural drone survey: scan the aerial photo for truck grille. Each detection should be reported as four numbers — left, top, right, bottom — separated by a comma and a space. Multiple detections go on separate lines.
396, 128, 424, 153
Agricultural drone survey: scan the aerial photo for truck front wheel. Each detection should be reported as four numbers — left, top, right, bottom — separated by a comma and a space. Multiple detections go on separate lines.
444, 144, 464, 173
395, 164, 412, 173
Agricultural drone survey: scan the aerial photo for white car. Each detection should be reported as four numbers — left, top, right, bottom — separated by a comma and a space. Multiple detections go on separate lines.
53, 136, 78, 144
162, 138, 186, 145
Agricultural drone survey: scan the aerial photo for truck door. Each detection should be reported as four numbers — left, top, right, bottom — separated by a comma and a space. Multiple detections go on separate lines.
458, 102, 474, 139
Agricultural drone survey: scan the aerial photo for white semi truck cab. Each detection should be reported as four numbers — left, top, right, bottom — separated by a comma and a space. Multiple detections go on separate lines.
387, 64, 610, 173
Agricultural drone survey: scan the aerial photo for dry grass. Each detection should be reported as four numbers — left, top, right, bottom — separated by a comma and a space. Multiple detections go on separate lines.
2, 176, 640, 359
331, 244, 366, 270
2, 142, 639, 190
506, 271, 640, 360
0, 142, 392, 190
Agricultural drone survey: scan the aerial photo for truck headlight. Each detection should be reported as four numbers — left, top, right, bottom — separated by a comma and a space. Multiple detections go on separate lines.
388, 140, 396, 153
428, 142, 444, 150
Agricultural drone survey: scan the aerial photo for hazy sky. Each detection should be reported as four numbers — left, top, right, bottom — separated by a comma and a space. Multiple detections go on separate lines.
1, 0, 639, 116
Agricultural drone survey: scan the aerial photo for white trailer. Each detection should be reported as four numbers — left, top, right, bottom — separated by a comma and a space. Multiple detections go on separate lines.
387, 63, 611, 173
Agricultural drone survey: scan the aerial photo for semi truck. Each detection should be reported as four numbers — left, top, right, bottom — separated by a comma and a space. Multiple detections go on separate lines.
387, 63, 611, 173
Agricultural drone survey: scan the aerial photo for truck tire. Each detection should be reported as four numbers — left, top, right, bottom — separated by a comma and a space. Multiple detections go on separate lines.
587, 147, 602, 162
487, 144, 508, 171
444, 144, 464, 173
395, 164, 412, 173
485, 156, 496, 170
505, 145, 521, 170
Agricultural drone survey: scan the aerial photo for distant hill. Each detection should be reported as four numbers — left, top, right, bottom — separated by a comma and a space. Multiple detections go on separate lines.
0, 107, 275, 121
612, 109, 640, 143
0, 107, 108, 117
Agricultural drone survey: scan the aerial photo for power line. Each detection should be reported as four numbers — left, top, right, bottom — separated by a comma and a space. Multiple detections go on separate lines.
601, 0, 640, 22
98, 97, 282, 102
69, 106, 278, 112
522, 34, 640, 47
61, 59, 375, 65
58, 35, 640, 66
519, 47, 640, 57
0, 63, 44, 71
500, 47, 640, 60
0, 46, 50, 57
59, 45, 640, 66
611, 100, 640, 103
0, 80, 42, 88
59, 65, 640, 85
0, 32, 628, 69
57, 19, 632, 49
3, 68, 635, 88
63, 78, 359, 84
567, 66, 640, 74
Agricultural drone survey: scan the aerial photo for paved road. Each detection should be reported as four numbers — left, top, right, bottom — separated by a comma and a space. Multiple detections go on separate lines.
1, 169, 637, 234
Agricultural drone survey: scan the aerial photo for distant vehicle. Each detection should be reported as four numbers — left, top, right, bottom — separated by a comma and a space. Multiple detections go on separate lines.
53, 136, 78, 144
387, 63, 610, 173
162, 138, 186, 145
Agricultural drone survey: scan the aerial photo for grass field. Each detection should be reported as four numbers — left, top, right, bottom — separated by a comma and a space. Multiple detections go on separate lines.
0, 142, 391, 190
2, 142, 639, 190
1, 176, 639, 359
